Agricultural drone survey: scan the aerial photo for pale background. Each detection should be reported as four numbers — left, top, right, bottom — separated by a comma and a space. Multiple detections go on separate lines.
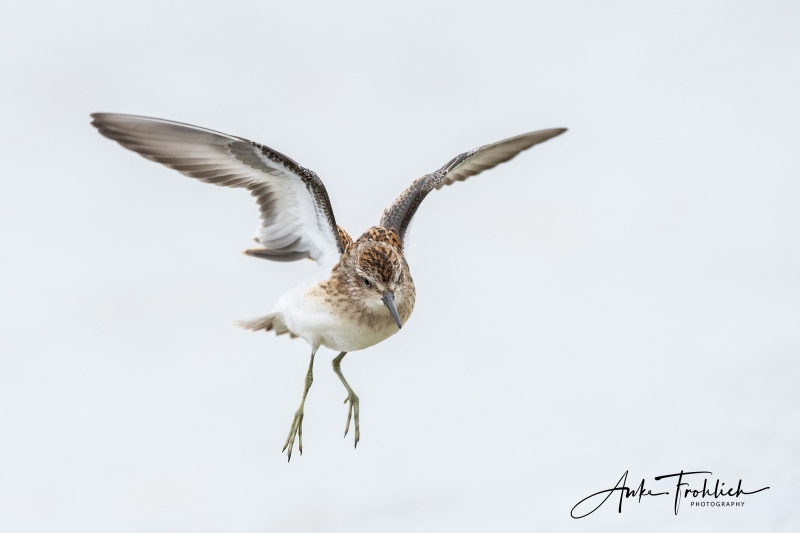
1, 1, 798, 531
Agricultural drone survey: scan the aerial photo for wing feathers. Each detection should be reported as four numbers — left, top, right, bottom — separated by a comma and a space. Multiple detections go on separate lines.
92, 113, 344, 266
380, 128, 566, 242
94, 115, 566, 265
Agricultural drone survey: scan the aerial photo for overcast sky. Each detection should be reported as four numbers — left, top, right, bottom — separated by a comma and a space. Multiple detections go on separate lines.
1, 1, 799, 531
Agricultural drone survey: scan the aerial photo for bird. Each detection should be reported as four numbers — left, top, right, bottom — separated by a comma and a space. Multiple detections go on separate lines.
91, 113, 566, 460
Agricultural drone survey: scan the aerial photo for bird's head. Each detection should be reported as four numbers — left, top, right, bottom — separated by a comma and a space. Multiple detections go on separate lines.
348, 240, 410, 329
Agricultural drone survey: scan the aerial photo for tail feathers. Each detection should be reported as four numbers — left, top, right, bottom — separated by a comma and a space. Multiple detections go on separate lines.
234, 313, 298, 339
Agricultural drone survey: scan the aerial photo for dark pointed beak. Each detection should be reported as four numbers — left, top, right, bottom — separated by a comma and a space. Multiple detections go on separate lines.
381, 291, 403, 329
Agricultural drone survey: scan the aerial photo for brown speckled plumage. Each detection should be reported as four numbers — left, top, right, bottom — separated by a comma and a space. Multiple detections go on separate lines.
357, 239, 401, 281
337, 226, 354, 253
358, 226, 403, 250
320, 226, 415, 330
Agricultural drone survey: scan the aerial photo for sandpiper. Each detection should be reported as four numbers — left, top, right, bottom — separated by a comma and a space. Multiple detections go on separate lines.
91, 113, 566, 460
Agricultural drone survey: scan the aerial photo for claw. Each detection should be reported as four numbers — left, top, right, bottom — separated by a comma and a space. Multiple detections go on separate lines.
283, 410, 304, 462
342, 392, 360, 447
332, 352, 360, 449
283, 350, 315, 462
344, 404, 352, 437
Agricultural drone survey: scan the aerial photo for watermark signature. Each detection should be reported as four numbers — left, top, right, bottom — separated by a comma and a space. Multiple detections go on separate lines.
571, 470, 769, 518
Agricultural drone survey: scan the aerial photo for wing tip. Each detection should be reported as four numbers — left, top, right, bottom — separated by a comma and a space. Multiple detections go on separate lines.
89, 111, 125, 126
537, 127, 568, 142
89, 112, 133, 135
89, 112, 105, 130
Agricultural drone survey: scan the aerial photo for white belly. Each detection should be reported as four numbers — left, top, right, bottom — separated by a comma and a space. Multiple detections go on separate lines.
273, 283, 401, 353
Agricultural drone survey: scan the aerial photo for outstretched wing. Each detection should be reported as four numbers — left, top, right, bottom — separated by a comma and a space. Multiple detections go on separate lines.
380, 128, 567, 244
91, 113, 344, 267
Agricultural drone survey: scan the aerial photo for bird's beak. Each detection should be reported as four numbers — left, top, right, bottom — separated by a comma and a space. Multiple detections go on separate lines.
382, 291, 403, 329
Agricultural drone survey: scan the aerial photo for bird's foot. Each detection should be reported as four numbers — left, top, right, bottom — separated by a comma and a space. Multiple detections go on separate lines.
282, 409, 304, 461
343, 391, 360, 448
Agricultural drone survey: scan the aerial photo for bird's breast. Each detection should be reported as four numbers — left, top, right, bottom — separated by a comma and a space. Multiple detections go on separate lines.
277, 282, 413, 353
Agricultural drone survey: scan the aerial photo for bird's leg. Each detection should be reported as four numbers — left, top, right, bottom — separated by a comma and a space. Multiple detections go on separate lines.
332, 351, 360, 448
283, 348, 316, 461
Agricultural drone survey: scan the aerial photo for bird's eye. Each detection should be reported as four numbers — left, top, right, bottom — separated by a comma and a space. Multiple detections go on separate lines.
362, 277, 371, 287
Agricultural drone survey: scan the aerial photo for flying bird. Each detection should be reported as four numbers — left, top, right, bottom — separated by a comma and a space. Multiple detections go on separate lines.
91, 113, 566, 460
